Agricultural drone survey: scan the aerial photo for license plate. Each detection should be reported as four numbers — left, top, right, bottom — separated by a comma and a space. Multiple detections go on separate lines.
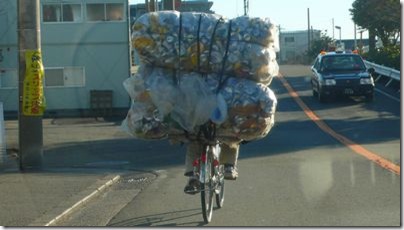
344, 88, 354, 95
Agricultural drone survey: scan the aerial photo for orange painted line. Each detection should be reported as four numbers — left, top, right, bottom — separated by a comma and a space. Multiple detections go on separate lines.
278, 74, 400, 175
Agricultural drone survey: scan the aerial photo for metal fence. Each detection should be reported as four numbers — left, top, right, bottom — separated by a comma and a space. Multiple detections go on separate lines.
364, 60, 400, 87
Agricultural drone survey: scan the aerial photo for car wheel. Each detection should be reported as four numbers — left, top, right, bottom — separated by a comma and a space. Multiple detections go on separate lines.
312, 83, 318, 97
317, 87, 326, 103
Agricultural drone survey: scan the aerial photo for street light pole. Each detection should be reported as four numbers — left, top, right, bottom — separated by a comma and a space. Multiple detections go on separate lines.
354, 24, 357, 49
357, 29, 365, 54
335, 26, 341, 47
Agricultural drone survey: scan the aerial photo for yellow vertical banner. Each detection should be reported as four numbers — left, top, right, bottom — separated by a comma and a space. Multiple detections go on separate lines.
22, 50, 46, 116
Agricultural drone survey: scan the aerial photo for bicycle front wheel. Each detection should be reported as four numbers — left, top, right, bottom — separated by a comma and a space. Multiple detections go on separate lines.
200, 150, 214, 223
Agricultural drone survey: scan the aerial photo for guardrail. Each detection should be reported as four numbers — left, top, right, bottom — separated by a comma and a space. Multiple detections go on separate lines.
364, 60, 400, 87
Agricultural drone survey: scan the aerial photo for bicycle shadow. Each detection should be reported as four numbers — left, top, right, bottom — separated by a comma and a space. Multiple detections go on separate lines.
108, 208, 208, 227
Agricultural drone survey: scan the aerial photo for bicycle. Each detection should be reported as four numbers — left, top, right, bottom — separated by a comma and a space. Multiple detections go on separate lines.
191, 123, 226, 223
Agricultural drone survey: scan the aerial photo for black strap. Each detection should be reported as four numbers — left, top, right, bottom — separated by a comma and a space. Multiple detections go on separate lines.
206, 17, 224, 73
196, 14, 203, 72
216, 20, 232, 93
174, 12, 183, 85
178, 12, 183, 67
199, 16, 224, 81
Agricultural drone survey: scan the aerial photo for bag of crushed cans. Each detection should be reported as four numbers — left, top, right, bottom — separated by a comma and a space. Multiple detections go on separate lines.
122, 11, 279, 143
132, 11, 279, 85
121, 66, 277, 143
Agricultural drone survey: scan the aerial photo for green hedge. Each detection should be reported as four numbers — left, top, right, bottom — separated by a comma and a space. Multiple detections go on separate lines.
363, 45, 400, 70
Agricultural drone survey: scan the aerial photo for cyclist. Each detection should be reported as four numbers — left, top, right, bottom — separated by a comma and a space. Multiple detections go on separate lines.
184, 140, 240, 194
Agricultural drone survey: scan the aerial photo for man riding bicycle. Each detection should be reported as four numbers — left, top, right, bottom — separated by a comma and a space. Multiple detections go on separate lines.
184, 140, 240, 194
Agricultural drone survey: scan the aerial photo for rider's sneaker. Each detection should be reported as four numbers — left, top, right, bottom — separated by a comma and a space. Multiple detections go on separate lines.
224, 164, 238, 180
184, 175, 200, 195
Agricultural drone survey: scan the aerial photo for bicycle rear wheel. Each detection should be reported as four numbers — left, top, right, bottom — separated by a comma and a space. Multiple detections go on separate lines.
215, 164, 225, 208
200, 150, 214, 223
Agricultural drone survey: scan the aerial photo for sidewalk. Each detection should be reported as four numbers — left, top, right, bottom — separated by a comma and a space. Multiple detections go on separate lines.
0, 117, 154, 227
0, 166, 124, 226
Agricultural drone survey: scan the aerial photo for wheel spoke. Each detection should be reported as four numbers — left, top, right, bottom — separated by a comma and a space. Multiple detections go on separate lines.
200, 143, 225, 223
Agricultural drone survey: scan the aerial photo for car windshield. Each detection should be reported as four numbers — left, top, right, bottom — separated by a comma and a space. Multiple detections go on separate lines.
321, 55, 366, 72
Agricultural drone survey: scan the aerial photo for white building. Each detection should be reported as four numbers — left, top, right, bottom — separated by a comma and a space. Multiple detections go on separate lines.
0, 0, 132, 118
279, 29, 321, 64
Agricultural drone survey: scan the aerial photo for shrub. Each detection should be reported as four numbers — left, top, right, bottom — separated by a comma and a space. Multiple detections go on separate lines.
366, 45, 400, 70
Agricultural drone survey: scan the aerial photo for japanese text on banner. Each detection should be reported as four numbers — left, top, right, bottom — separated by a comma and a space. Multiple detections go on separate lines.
22, 50, 46, 116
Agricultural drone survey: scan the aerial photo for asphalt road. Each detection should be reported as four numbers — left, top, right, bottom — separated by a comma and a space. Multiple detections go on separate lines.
108, 66, 401, 226
5, 65, 399, 227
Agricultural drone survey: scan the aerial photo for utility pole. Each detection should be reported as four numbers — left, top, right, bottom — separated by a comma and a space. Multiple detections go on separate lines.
311, 25, 313, 41
163, 0, 175, 10
277, 25, 281, 63
307, 8, 310, 52
244, 0, 249, 16
148, 0, 156, 12
17, 0, 43, 170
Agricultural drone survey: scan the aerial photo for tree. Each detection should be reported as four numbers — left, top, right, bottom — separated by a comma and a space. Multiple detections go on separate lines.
350, 0, 400, 69
350, 0, 400, 47
307, 33, 334, 60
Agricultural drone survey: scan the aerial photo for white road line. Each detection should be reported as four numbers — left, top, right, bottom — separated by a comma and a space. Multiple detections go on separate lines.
375, 88, 400, 102
44, 175, 121, 226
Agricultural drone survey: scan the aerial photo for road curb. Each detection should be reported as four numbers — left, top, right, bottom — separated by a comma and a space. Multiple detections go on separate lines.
29, 174, 121, 226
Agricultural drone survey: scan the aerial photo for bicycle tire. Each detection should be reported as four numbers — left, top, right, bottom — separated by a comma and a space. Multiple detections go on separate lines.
215, 164, 225, 208
200, 148, 214, 223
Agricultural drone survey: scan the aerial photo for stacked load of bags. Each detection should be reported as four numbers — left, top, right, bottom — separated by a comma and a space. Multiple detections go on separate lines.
122, 11, 279, 144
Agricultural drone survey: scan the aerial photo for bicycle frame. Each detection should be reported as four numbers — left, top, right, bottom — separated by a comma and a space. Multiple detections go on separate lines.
192, 141, 225, 223
198, 144, 220, 183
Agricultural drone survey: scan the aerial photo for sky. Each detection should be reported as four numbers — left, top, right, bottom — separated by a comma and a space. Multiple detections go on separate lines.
129, 0, 370, 40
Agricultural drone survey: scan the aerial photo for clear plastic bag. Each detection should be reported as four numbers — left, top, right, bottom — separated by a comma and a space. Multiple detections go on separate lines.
124, 9, 281, 142
146, 70, 179, 119
120, 101, 168, 139
132, 11, 279, 85
170, 74, 218, 132
123, 65, 277, 141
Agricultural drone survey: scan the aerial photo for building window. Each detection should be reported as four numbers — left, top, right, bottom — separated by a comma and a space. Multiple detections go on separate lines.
0, 69, 18, 88
44, 67, 85, 87
107, 3, 124, 21
44, 68, 64, 87
42, 3, 82, 22
284, 37, 295, 43
87, 3, 124, 21
87, 4, 104, 21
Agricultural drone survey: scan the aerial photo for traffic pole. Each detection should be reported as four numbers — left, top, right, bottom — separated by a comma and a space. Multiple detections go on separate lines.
17, 0, 43, 170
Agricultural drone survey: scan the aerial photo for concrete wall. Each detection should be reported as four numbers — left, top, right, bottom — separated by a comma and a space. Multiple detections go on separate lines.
0, 0, 131, 114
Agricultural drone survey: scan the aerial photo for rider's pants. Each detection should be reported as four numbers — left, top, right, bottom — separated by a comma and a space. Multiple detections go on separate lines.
184, 141, 240, 175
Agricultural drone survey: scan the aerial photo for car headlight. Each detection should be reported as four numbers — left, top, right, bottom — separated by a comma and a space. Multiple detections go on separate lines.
360, 77, 374, 85
324, 79, 336, 86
